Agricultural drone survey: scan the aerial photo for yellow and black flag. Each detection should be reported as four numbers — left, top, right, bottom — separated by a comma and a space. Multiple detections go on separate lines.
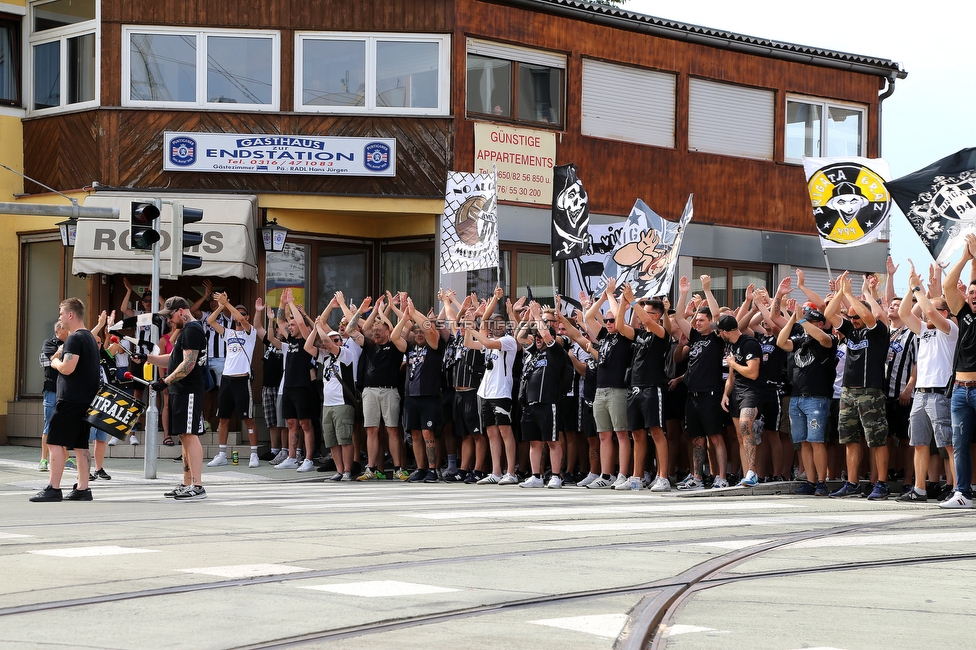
803, 157, 892, 249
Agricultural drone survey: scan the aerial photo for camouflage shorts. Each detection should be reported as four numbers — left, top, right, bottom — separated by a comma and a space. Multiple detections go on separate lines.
838, 387, 888, 447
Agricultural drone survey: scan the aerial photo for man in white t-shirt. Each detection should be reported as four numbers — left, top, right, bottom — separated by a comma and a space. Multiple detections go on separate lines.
897, 268, 958, 503
206, 293, 260, 468
465, 288, 520, 485
305, 318, 357, 481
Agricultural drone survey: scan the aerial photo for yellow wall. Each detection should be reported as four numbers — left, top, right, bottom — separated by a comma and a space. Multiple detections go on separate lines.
262, 194, 443, 239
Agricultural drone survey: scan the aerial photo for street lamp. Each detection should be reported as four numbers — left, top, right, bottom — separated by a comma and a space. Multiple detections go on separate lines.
260, 218, 290, 253
57, 218, 77, 247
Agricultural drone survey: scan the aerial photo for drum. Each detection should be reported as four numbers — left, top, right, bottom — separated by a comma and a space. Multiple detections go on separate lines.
85, 383, 147, 435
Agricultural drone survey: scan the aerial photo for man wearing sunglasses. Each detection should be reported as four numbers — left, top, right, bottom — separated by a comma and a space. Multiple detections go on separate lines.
824, 273, 891, 500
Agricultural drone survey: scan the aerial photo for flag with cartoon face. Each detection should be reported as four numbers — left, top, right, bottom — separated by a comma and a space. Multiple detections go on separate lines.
803, 157, 892, 248
440, 170, 499, 274
599, 195, 693, 299
886, 148, 976, 263
551, 163, 590, 261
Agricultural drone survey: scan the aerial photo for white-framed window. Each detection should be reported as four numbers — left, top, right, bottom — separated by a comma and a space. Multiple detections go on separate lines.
688, 78, 774, 161
122, 26, 280, 111
581, 58, 675, 148
28, 0, 98, 114
295, 32, 450, 115
785, 96, 866, 161
466, 38, 565, 128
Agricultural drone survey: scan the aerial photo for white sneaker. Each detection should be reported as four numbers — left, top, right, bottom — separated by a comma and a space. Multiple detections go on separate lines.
610, 473, 629, 489
275, 457, 299, 470
248, 453, 259, 468
270, 450, 288, 465
712, 477, 730, 489
546, 475, 563, 489
650, 476, 672, 492
129, 435, 139, 445
626, 476, 642, 491
939, 491, 973, 509
477, 473, 502, 485
107, 436, 118, 446
577, 472, 600, 487
297, 459, 315, 472
586, 476, 614, 489
519, 475, 545, 488
498, 473, 519, 485
207, 453, 228, 467
341, 471, 352, 481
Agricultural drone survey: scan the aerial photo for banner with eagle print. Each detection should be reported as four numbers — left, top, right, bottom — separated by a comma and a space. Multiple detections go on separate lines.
440, 170, 499, 274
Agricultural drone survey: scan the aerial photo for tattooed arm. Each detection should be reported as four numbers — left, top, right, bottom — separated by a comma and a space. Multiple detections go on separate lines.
165, 348, 199, 385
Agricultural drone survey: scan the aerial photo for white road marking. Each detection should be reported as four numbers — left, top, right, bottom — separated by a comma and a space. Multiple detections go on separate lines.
531, 513, 911, 533
528, 613, 628, 639
300, 580, 458, 597
667, 624, 721, 636
177, 564, 312, 578
29, 545, 158, 557
0, 532, 32, 539
404, 501, 805, 520
791, 530, 976, 548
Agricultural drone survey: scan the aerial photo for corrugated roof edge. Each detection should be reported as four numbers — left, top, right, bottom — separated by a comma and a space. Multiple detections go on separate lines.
495, 0, 907, 79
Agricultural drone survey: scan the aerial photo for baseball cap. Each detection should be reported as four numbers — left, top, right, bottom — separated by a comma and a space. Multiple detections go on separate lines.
805, 309, 827, 323
327, 330, 340, 338
158, 296, 191, 316
716, 314, 738, 332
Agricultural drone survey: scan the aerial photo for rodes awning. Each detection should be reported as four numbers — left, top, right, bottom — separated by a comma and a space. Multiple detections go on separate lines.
73, 193, 259, 281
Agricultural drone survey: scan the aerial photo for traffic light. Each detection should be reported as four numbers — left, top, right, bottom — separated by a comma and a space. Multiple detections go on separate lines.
130, 202, 161, 250
170, 202, 204, 276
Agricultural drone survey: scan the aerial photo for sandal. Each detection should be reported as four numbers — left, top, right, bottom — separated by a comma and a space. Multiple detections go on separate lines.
162, 436, 175, 447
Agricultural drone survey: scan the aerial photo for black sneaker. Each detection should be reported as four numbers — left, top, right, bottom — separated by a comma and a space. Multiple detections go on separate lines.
423, 470, 439, 483
174, 485, 207, 500
896, 488, 927, 503
64, 484, 93, 501
463, 471, 482, 484
316, 463, 332, 472
407, 469, 427, 483
443, 471, 465, 482
259, 450, 276, 462
829, 482, 862, 498
95, 468, 111, 480
29, 485, 63, 502
164, 484, 187, 498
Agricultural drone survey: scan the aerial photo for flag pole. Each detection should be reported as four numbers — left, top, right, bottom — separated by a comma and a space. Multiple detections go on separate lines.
820, 245, 834, 281
551, 263, 558, 308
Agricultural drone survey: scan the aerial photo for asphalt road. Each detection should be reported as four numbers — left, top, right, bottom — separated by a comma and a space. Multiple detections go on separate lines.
1, 446, 975, 650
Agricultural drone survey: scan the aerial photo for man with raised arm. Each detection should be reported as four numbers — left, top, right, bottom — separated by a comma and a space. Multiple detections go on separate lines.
672, 275, 730, 490
719, 311, 763, 488
618, 283, 672, 491
347, 295, 407, 480
392, 294, 445, 483
896, 263, 957, 503
777, 305, 837, 496
824, 272, 891, 500
941, 234, 976, 508
466, 287, 520, 485
205, 293, 260, 469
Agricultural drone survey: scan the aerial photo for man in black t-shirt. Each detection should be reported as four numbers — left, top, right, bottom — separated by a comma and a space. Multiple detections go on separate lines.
38, 321, 67, 472
718, 314, 763, 487
31, 298, 101, 503
672, 275, 730, 490
347, 294, 407, 480
618, 286, 672, 492
584, 278, 634, 489
392, 298, 444, 483
777, 308, 837, 496
271, 290, 318, 472
516, 301, 568, 488
824, 273, 891, 500
147, 296, 209, 500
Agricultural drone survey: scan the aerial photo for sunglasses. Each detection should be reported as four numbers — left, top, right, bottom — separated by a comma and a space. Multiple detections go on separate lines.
605, 318, 615, 323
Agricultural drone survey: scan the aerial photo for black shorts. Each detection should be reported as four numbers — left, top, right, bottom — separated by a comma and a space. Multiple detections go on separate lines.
581, 399, 598, 438
217, 375, 254, 420
281, 386, 317, 422
441, 388, 455, 426
729, 388, 764, 419
521, 403, 558, 442
664, 382, 687, 421
886, 397, 912, 439
685, 390, 724, 438
169, 391, 205, 436
453, 390, 482, 437
405, 395, 441, 432
559, 395, 579, 433
627, 385, 665, 431
47, 400, 91, 449
479, 397, 513, 428
759, 392, 782, 432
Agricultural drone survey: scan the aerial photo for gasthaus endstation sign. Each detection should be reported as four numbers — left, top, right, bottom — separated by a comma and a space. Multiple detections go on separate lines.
163, 132, 397, 177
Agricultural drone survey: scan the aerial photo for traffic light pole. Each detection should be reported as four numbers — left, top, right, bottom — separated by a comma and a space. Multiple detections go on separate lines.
144, 198, 162, 479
